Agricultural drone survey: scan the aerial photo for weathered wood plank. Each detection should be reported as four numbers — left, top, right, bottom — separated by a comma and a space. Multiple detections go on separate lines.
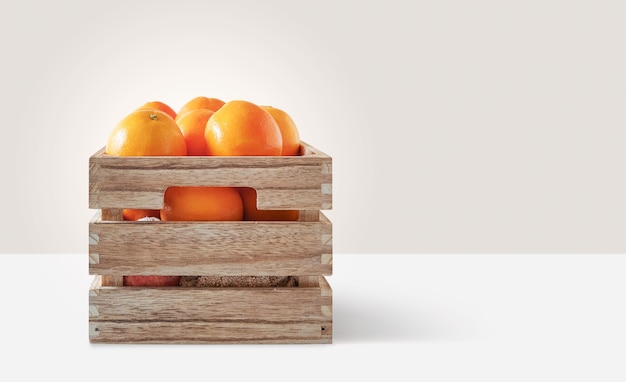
89, 321, 331, 344
89, 141, 332, 210
298, 211, 325, 287
89, 213, 332, 276
88, 275, 332, 344
90, 280, 331, 322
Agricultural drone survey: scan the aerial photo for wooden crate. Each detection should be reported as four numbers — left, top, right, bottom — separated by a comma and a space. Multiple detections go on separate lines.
88, 142, 333, 344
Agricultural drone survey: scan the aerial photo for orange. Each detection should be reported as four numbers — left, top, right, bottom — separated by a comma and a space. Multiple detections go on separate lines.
238, 187, 299, 221
205, 100, 283, 156
176, 96, 225, 121
123, 275, 181, 287
122, 209, 161, 221
106, 109, 187, 220
175, 108, 214, 156
106, 109, 187, 156
260, 106, 301, 156
160, 186, 243, 221
136, 100, 177, 120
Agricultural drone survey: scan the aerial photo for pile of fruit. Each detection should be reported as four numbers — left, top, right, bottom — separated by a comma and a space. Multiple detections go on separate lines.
104, 96, 303, 287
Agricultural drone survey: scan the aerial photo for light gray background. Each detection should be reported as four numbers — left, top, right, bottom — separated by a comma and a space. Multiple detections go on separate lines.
1, 0, 624, 254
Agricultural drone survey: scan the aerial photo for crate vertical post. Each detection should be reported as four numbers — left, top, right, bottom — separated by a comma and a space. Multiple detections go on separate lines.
99, 208, 123, 287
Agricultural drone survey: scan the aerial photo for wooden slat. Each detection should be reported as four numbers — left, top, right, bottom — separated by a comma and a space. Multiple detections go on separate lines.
89, 213, 332, 276
89, 275, 332, 344
89, 141, 332, 211
97, 209, 123, 286
298, 211, 324, 287
298, 210, 319, 222
89, 321, 331, 344
101, 276, 123, 287
101, 208, 123, 221
90, 279, 331, 322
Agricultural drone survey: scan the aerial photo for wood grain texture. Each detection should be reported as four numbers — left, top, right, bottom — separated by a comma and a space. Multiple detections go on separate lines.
100, 275, 123, 287
89, 141, 332, 210
92, 210, 124, 286
297, 210, 326, 286
89, 321, 331, 344
89, 212, 332, 276
87, 141, 333, 344
90, 276, 331, 321
100, 208, 123, 221
89, 275, 332, 344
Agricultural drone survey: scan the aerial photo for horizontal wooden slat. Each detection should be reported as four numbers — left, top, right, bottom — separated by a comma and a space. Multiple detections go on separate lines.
89, 212, 332, 276
89, 275, 333, 344
89, 141, 332, 210
89, 321, 332, 344
90, 277, 331, 322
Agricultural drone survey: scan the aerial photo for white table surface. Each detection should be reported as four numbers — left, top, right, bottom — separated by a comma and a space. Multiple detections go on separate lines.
1, 253, 625, 381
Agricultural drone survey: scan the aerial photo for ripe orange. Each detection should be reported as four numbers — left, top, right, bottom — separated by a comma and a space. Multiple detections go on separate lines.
205, 100, 283, 156
238, 187, 299, 221
136, 101, 177, 120
176, 96, 225, 121
123, 275, 181, 287
106, 109, 187, 156
260, 106, 301, 156
160, 186, 243, 221
106, 109, 187, 220
175, 108, 214, 156
122, 209, 161, 221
